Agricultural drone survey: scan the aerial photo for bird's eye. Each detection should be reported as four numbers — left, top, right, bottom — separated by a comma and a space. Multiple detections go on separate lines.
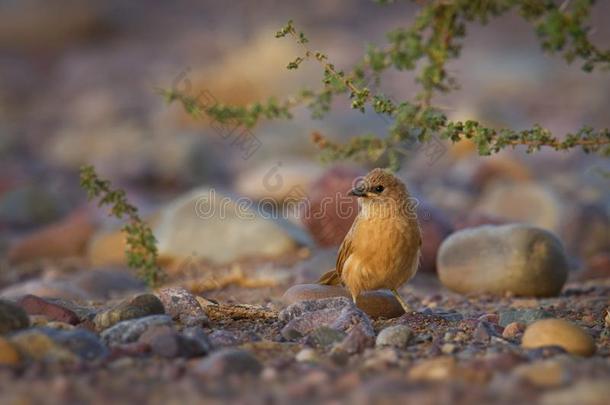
374, 185, 384, 193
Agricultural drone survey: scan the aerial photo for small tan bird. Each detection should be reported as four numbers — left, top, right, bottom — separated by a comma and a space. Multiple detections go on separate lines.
318, 168, 422, 312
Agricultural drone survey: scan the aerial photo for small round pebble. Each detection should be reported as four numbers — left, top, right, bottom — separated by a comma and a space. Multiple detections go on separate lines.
295, 348, 318, 362
502, 322, 526, 339
375, 325, 413, 349
522, 319, 596, 356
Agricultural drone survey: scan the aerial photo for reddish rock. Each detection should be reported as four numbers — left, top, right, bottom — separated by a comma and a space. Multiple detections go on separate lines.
18, 295, 80, 325
502, 322, 526, 339
8, 209, 95, 264
576, 253, 610, 281
417, 201, 453, 273
302, 166, 363, 247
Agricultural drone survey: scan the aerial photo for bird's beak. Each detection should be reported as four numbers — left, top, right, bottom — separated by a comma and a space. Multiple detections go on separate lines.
349, 187, 367, 197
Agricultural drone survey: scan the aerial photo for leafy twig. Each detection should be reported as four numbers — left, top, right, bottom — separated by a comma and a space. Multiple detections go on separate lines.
79, 165, 165, 288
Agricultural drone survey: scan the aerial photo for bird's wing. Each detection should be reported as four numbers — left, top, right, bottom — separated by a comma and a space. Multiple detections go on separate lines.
335, 225, 354, 278
317, 222, 355, 286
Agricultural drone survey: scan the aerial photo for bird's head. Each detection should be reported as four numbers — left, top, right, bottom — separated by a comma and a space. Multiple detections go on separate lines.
349, 168, 410, 202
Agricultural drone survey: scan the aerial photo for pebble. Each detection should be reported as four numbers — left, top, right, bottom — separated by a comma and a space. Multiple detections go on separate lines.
282, 284, 404, 319
0, 336, 21, 366
438, 224, 569, 297
10, 329, 78, 363
305, 326, 346, 348
295, 348, 318, 363
18, 295, 80, 325
193, 349, 262, 377
512, 358, 568, 387
45, 328, 109, 361
539, 379, 610, 405
155, 287, 209, 326
502, 322, 526, 339
138, 325, 206, 358
408, 356, 457, 381
522, 319, 596, 356
182, 326, 213, 354
100, 315, 174, 346
0, 299, 30, 334
375, 325, 413, 349
93, 294, 165, 331
208, 330, 241, 348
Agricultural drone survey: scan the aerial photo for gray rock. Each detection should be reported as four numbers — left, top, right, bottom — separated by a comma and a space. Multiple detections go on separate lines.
45, 328, 108, 361
0, 299, 29, 334
375, 325, 413, 349
138, 325, 207, 358
193, 349, 262, 377
282, 284, 405, 319
182, 326, 213, 354
100, 315, 173, 346
72, 270, 145, 300
93, 294, 165, 331
208, 330, 241, 348
305, 326, 346, 348
280, 298, 375, 353
437, 224, 569, 297
498, 308, 553, 327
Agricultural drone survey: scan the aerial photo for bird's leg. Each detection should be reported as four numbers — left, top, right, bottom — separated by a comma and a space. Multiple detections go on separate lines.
391, 289, 412, 313
351, 294, 358, 306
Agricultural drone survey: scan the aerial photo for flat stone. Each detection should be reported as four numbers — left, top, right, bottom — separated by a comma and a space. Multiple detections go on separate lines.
498, 308, 553, 327
0, 299, 30, 334
93, 294, 165, 331
193, 349, 262, 377
10, 329, 78, 363
438, 224, 569, 297
305, 326, 346, 349
45, 328, 109, 361
376, 325, 413, 349
512, 358, 569, 387
522, 319, 596, 357
18, 295, 80, 325
100, 314, 173, 346
282, 284, 404, 319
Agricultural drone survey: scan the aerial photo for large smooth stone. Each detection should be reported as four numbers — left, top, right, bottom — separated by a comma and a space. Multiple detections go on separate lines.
475, 182, 563, 232
7, 209, 95, 264
282, 284, 405, 319
522, 319, 596, 357
89, 187, 303, 266
437, 224, 569, 297
301, 166, 363, 247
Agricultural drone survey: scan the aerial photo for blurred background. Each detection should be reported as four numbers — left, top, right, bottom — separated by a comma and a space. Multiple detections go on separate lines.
1, 0, 609, 286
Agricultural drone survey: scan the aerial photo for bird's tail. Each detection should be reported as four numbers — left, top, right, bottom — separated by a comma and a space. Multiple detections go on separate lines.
318, 269, 341, 285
